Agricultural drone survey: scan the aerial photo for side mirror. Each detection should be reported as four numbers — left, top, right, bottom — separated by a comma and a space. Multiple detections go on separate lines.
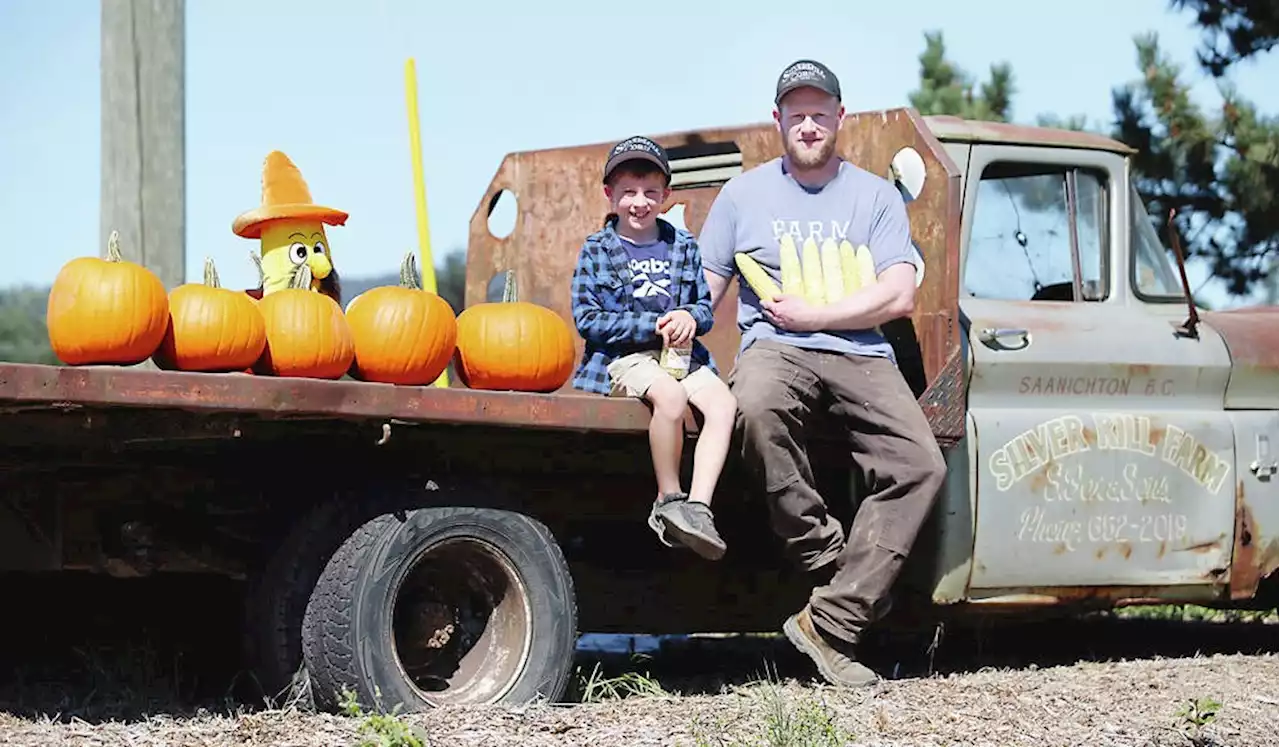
1165, 208, 1201, 340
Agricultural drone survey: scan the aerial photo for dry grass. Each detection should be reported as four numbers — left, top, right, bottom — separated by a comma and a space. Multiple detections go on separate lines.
0, 653, 1274, 746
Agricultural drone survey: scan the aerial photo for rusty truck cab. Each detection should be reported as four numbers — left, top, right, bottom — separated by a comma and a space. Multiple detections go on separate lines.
929, 115, 1277, 610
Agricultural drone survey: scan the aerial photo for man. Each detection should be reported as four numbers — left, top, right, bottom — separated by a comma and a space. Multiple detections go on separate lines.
697, 59, 947, 687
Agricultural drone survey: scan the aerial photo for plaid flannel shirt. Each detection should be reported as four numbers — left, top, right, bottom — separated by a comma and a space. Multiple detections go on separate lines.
570, 216, 718, 395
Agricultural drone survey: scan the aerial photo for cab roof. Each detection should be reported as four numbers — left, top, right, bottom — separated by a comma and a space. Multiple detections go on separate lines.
922, 114, 1137, 155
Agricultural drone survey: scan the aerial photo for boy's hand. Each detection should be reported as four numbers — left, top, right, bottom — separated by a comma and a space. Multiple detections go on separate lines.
656, 309, 696, 346
761, 294, 825, 332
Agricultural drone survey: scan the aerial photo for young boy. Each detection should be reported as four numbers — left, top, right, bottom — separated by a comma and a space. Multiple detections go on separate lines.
569, 135, 738, 561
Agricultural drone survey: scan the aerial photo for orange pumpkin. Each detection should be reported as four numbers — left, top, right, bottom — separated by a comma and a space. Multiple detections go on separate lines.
253, 264, 354, 379
454, 270, 574, 392
153, 257, 267, 373
346, 251, 458, 385
46, 230, 170, 366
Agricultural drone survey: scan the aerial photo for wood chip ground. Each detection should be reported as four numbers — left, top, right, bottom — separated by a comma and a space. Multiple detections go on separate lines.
1, 652, 1274, 747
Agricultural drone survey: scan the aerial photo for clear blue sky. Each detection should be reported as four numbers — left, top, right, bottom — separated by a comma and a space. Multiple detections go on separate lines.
1, 0, 1276, 306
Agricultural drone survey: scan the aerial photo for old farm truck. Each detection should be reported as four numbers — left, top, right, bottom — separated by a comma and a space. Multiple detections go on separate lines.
0, 109, 1275, 713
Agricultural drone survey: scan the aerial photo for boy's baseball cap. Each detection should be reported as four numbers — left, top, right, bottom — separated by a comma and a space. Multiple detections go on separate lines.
775, 59, 842, 105
603, 135, 671, 184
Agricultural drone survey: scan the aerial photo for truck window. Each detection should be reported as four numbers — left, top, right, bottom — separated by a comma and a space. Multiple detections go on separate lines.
1129, 183, 1185, 301
963, 162, 1108, 302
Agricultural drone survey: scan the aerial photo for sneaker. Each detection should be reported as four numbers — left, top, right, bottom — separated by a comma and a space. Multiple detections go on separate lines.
647, 493, 683, 549
782, 606, 879, 688
648, 494, 727, 561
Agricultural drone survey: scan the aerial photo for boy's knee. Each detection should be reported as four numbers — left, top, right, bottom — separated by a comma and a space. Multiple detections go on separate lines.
702, 388, 737, 426
646, 376, 688, 419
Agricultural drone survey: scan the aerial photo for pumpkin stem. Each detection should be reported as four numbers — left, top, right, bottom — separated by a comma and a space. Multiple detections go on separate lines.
502, 269, 518, 303
105, 230, 123, 263
203, 257, 222, 288
400, 251, 423, 290
290, 262, 314, 290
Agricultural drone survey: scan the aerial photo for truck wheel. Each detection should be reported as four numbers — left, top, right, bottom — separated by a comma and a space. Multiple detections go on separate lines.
242, 499, 347, 705
302, 505, 578, 712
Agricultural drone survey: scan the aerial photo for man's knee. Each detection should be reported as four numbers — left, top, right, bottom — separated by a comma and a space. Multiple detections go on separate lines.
915, 441, 948, 492
894, 439, 948, 514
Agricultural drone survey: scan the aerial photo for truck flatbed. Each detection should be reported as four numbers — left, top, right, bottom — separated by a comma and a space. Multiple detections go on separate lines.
0, 361, 657, 435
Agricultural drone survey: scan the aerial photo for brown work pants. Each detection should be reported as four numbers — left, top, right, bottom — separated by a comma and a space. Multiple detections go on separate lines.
728, 340, 946, 646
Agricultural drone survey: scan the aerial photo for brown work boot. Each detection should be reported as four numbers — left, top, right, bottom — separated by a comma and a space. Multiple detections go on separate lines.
783, 606, 879, 688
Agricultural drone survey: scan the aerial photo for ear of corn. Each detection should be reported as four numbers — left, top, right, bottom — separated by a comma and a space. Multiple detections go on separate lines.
800, 237, 825, 305
734, 252, 781, 302
820, 238, 844, 304
839, 240, 861, 295
779, 235, 803, 296
854, 244, 877, 287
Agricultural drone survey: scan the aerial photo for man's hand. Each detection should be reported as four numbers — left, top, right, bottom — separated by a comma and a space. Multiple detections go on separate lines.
657, 309, 697, 345
761, 294, 826, 332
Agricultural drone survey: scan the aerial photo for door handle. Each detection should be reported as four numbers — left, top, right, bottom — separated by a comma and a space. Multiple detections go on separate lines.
978, 327, 1030, 350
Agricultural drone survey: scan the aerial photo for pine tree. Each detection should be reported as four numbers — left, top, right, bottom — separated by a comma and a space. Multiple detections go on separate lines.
908, 31, 1015, 122
1171, 0, 1277, 76
1112, 31, 1277, 297
906, 3, 1278, 303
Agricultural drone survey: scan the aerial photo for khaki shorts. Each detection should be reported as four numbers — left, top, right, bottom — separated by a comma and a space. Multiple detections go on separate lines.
606, 350, 720, 399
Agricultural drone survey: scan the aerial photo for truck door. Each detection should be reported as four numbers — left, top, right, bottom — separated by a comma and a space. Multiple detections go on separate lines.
958, 145, 1238, 596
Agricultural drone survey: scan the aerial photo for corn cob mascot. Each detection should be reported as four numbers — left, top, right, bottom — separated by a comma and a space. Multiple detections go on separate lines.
233, 150, 347, 305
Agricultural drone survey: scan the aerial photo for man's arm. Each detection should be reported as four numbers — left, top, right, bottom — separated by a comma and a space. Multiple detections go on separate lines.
694, 188, 739, 312
816, 262, 916, 325
762, 184, 919, 332
570, 242, 662, 345
705, 268, 732, 311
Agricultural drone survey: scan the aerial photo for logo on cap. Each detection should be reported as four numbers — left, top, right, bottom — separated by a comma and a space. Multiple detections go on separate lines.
775, 59, 841, 104
603, 135, 671, 183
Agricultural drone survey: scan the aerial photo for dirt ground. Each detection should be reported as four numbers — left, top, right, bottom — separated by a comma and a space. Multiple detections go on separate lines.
0, 575, 1275, 747
0, 653, 1275, 746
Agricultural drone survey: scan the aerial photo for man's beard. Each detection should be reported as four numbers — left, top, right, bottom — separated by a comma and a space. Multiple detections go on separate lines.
784, 135, 837, 170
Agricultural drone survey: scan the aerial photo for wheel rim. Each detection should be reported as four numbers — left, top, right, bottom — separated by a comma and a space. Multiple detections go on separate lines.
390, 536, 533, 706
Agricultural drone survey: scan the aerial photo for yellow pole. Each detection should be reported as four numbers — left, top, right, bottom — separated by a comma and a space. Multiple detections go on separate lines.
404, 57, 449, 387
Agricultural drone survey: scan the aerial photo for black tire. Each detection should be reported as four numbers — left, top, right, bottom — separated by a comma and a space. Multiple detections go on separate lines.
242, 499, 347, 705
241, 487, 427, 705
302, 505, 578, 713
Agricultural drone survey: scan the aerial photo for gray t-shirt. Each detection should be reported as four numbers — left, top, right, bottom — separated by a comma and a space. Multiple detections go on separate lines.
698, 157, 920, 361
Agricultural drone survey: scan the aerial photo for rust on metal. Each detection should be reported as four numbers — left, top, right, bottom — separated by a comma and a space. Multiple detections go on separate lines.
964, 584, 1219, 608
917, 345, 966, 449
0, 362, 656, 434
1202, 306, 1280, 371
465, 107, 965, 443
921, 115, 1138, 155
1229, 479, 1278, 600
1203, 305, 1279, 409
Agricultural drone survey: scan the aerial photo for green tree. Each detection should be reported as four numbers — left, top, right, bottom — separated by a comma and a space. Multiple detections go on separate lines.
908, 31, 1015, 122
1171, 0, 1277, 76
433, 249, 467, 314
1113, 31, 1277, 296
907, 3, 1278, 303
0, 286, 57, 365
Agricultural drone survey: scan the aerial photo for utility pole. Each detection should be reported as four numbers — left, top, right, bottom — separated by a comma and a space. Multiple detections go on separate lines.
100, 0, 185, 291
